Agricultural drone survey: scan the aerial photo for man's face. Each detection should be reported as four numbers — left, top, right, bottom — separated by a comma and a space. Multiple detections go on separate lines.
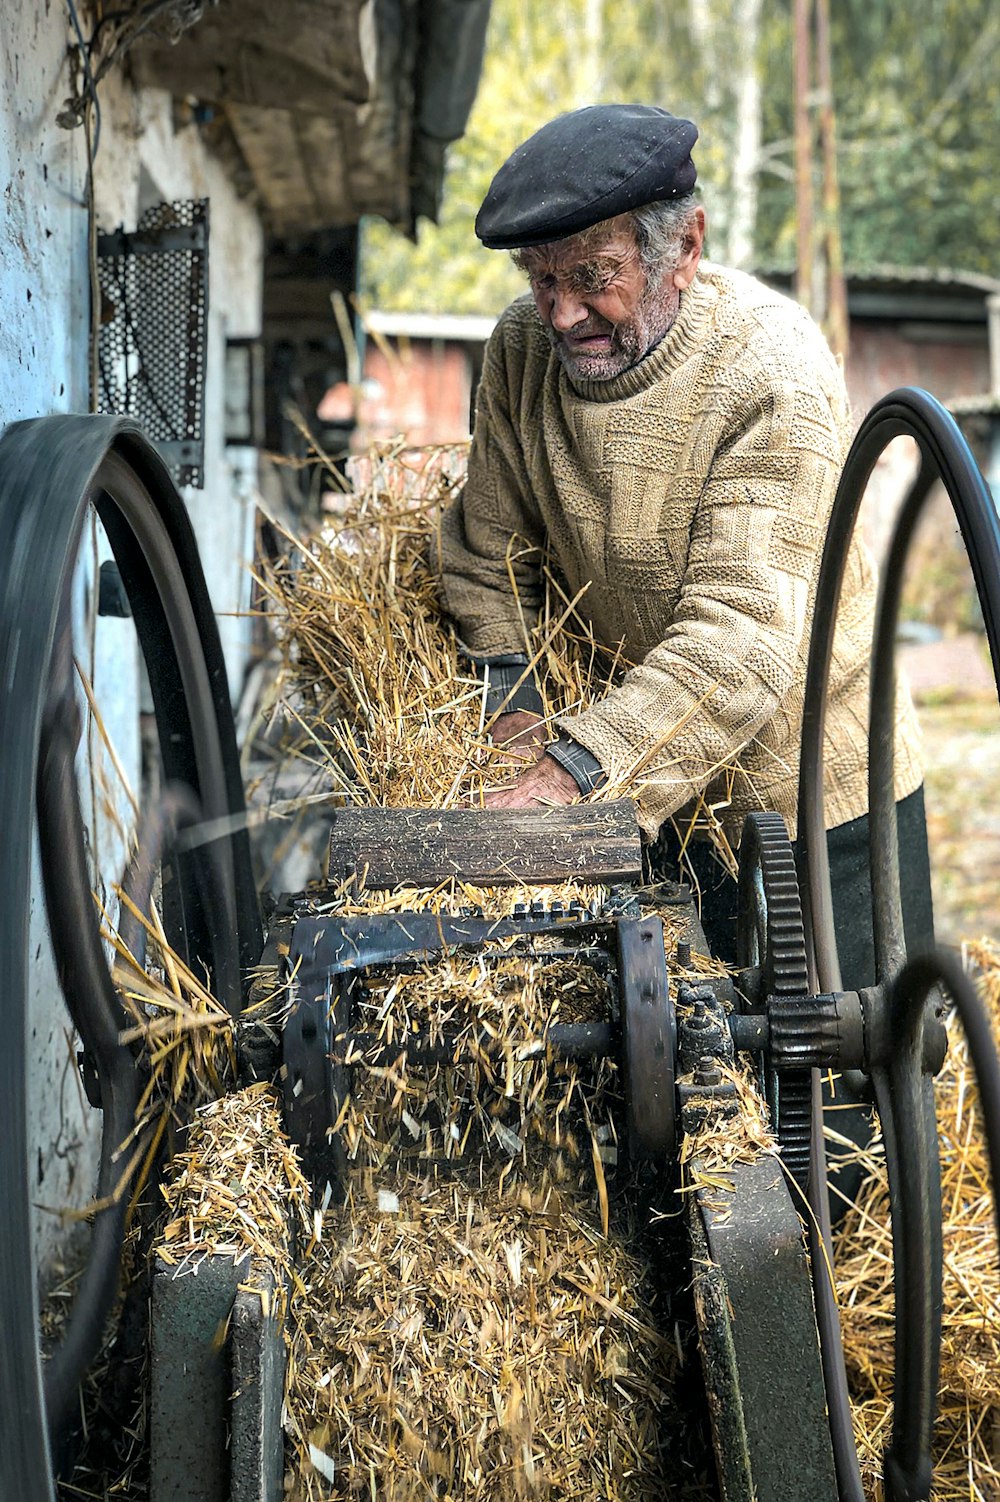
519, 221, 680, 381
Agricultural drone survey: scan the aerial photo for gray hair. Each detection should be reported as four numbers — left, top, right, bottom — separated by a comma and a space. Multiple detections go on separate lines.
510, 193, 700, 279
630, 194, 700, 275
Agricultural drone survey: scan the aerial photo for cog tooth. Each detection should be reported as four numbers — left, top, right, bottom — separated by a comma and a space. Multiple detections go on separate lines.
738, 813, 812, 1182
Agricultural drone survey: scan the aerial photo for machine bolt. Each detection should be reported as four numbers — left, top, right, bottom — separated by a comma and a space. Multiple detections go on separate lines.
695, 1056, 721, 1087
676, 939, 692, 969
688, 999, 712, 1030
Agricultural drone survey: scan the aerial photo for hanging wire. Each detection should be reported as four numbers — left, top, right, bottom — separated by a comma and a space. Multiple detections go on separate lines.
60, 1, 207, 158
65, 0, 101, 158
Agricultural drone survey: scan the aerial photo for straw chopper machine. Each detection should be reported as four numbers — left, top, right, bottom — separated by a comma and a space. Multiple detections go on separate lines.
3, 388, 1000, 1502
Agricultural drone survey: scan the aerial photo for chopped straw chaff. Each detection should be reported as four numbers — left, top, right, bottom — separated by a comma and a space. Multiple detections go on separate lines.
286, 1064, 674, 1494
269, 896, 738, 1500
157, 905, 733, 1500
157, 1083, 311, 1292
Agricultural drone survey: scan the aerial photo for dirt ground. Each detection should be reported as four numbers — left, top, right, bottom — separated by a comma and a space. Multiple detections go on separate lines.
902, 633, 1000, 946
919, 696, 1000, 946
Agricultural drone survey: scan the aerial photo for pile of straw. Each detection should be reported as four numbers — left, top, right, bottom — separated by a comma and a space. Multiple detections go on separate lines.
156, 1083, 311, 1288
253, 441, 738, 872
109, 903, 238, 1170
835, 936, 1000, 1499
288, 999, 663, 1495
157, 891, 737, 1500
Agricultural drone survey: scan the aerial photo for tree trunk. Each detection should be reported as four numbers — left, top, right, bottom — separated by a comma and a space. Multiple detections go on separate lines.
689, 0, 761, 269
793, 0, 815, 312
816, 0, 848, 359
727, 0, 762, 269
579, 0, 603, 105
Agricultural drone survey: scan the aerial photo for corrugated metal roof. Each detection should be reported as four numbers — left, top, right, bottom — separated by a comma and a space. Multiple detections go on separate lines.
950, 394, 1000, 416
844, 264, 1000, 295
759, 263, 1000, 295
759, 264, 1000, 323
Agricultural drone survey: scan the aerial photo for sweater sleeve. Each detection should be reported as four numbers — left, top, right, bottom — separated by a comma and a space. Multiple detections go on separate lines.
558, 376, 846, 820
435, 318, 546, 656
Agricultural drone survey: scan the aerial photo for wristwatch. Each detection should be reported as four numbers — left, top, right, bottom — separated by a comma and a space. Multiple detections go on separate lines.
546, 735, 607, 794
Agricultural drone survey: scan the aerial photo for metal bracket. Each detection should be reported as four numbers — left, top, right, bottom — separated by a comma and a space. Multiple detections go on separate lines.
279, 907, 680, 1176
282, 974, 349, 1201
688, 1156, 839, 1501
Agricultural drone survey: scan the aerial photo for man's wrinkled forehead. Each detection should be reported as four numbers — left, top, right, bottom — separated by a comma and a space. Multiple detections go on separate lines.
514, 215, 637, 276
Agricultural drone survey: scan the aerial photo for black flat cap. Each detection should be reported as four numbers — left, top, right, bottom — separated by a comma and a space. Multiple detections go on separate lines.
475, 104, 698, 250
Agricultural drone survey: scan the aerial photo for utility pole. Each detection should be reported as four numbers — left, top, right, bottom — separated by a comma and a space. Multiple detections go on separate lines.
816, 0, 848, 362
793, 0, 849, 362
793, 0, 814, 316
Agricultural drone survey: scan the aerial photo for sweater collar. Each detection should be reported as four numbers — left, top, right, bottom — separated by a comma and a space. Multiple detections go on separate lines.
561, 265, 715, 402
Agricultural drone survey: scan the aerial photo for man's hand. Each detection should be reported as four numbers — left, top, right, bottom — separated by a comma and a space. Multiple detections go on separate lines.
484, 751, 580, 809
490, 710, 548, 761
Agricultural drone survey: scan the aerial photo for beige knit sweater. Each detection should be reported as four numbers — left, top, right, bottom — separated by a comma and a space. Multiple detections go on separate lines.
438, 262, 923, 840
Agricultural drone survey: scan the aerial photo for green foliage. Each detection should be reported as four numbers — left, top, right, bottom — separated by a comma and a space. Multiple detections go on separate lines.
362, 0, 610, 316
756, 0, 1000, 275
361, 0, 1000, 314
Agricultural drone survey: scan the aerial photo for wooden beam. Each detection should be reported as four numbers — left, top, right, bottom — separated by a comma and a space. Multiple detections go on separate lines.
326, 802, 643, 889
133, 0, 370, 113
227, 105, 319, 228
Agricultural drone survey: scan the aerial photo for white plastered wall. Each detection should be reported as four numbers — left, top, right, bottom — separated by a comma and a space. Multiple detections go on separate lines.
3, 0, 104, 1284
1, 4, 264, 1283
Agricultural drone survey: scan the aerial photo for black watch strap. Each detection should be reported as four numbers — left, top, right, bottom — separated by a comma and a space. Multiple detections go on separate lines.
547, 735, 607, 794
468, 654, 544, 718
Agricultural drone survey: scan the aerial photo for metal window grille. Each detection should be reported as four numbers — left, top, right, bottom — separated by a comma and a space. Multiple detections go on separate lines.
97, 198, 209, 488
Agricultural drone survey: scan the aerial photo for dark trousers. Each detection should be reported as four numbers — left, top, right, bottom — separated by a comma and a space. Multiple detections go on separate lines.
648, 785, 934, 988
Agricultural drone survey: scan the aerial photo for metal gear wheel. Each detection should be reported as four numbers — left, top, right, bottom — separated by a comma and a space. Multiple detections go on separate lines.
736, 811, 812, 1186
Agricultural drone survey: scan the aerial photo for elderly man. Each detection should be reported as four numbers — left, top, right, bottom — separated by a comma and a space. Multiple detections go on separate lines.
436, 103, 932, 985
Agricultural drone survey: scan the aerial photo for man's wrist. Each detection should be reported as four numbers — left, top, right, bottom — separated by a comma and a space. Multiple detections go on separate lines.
467, 652, 544, 718
546, 735, 607, 795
